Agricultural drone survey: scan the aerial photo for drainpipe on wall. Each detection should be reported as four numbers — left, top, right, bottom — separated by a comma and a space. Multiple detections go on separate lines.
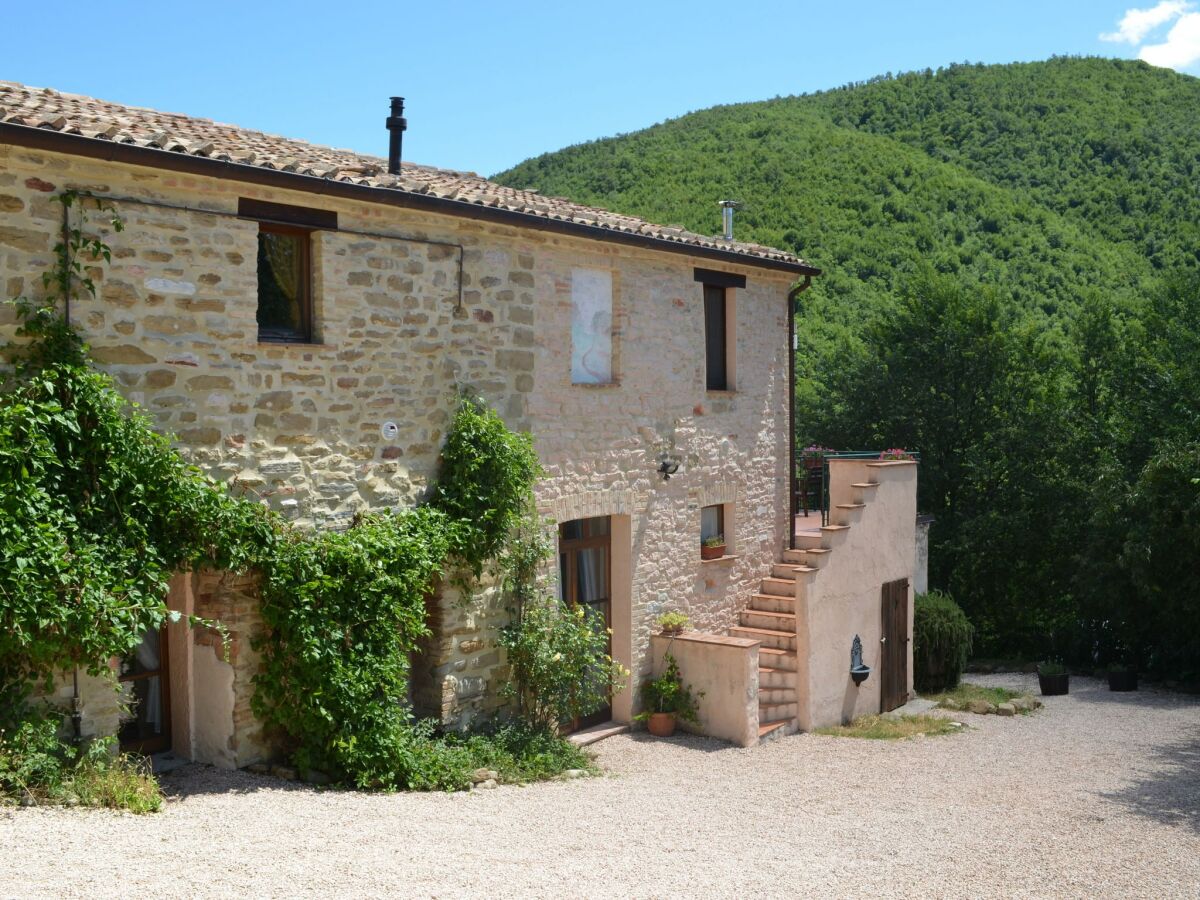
70, 667, 83, 744
787, 275, 813, 551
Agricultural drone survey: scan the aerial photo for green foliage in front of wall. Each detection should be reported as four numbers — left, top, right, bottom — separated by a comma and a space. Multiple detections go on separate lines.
0, 192, 617, 800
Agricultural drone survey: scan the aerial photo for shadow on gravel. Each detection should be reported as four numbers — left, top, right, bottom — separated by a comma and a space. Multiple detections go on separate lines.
158, 764, 319, 799
1068, 684, 1200, 708
1102, 734, 1200, 833
622, 732, 748, 754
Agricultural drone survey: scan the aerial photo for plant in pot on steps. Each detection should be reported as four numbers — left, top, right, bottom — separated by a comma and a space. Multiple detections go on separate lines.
701, 534, 726, 560
1037, 661, 1070, 696
1107, 663, 1139, 692
656, 611, 691, 637
635, 653, 703, 737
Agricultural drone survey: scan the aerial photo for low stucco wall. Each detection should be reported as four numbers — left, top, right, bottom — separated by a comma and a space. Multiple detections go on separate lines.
650, 632, 759, 747
795, 460, 917, 730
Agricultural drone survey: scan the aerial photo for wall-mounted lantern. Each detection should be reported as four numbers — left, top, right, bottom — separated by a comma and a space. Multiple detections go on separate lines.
658, 455, 681, 480
850, 634, 871, 686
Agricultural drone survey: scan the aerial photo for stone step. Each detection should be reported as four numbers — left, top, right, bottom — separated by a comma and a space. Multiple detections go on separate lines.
740, 608, 795, 632
759, 666, 797, 688
748, 592, 794, 614
758, 720, 795, 742
759, 701, 799, 723
730, 626, 796, 651
782, 547, 831, 566
793, 531, 825, 550
835, 502, 866, 511
821, 524, 851, 534
759, 686, 797, 705
771, 562, 818, 580
758, 648, 798, 672
759, 577, 796, 598
851, 482, 879, 490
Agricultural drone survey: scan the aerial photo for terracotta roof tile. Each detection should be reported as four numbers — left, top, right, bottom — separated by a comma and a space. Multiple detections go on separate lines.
0, 81, 814, 272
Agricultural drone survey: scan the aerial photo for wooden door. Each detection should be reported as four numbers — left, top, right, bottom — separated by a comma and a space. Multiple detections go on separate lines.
559, 516, 612, 730
118, 627, 171, 754
880, 578, 909, 713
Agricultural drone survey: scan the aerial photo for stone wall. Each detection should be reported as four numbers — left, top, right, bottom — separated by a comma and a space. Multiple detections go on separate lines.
1, 143, 798, 731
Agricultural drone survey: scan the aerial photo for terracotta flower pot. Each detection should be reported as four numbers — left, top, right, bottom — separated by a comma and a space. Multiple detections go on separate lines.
646, 712, 676, 737
701, 544, 726, 560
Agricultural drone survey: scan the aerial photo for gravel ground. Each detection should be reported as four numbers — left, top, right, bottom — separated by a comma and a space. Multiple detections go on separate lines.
2, 674, 1198, 899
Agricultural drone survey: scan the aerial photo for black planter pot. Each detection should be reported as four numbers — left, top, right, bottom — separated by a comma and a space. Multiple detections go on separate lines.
1108, 670, 1139, 692
1038, 672, 1070, 696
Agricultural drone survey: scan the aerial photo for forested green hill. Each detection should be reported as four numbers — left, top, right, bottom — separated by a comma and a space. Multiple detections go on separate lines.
496, 57, 1200, 674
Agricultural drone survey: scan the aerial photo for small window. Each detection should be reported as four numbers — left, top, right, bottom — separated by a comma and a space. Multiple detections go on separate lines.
256, 224, 313, 343
704, 284, 728, 390
701, 504, 724, 543
571, 267, 614, 384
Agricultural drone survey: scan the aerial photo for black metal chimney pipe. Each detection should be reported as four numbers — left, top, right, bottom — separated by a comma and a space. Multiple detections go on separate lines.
386, 97, 406, 175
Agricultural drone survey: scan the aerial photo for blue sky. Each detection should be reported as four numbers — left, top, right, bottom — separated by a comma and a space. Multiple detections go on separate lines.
5, 1, 1198, 176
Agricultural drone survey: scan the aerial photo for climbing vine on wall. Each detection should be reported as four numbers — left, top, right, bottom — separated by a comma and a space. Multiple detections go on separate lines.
2, 191, 618, 794
0, 192, 273, 729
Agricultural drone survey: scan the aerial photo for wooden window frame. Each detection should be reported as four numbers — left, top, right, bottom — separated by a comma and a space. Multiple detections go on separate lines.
256, 222, 315, 344
704, 283, 732, 391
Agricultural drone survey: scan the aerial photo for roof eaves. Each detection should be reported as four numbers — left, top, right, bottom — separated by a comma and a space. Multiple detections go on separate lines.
0, 121, 821, 278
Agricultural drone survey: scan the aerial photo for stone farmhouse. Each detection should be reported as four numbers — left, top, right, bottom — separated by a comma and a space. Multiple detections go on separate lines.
0, 82, 920, 765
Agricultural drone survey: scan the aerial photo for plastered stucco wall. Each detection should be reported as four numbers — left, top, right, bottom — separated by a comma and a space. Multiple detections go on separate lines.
1, 144, 795, 733
651, 632, 759, 747
794, 460, 917, 730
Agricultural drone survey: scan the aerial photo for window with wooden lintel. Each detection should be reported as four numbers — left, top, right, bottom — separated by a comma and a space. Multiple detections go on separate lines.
240, 198, 337, 344
695, 268, 743, 392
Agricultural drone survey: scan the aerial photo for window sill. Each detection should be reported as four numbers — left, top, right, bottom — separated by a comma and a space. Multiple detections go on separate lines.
700, 554, 740, 565
256, 341, 337, 351
572, 380, 621, 389
705, 389, 737, 396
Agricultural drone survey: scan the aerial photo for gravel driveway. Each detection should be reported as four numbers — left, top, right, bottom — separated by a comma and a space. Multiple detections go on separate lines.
2, 674, 1198, 898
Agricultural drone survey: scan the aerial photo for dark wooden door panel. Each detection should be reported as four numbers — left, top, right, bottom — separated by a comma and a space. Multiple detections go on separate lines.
880, 578, 909, 713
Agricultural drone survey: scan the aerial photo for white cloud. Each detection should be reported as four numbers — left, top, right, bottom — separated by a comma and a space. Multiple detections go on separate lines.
1139, 11, 1200, 67
1101, 1, 1192, 44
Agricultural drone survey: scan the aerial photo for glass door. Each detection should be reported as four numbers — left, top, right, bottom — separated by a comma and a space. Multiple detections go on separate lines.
117, 627, 171, 754
559, 516, 612, 730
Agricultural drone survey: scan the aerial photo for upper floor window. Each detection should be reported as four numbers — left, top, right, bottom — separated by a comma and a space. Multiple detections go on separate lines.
239, 198, 337, 345
695, 268, 744, 392
571, 267, 614, 384
704, 283, 728, 391
256, 224, 313, 343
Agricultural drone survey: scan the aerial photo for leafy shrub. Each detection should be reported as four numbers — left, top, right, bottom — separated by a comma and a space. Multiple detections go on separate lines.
252, 508, 452, 788
635, 654, 702, 724
499, 595, 625, 731
1038, 661, 1067, 675
431, 396, 543, 578
913, 590, 974, 693
656, 611, 691, 634
0, 707, 161, 813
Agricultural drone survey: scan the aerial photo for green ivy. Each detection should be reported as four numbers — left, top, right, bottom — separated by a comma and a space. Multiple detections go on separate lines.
252, 508, 452, 788
2, 191, 615, 797
0, 193, 272, 730
431, 395, 544, 578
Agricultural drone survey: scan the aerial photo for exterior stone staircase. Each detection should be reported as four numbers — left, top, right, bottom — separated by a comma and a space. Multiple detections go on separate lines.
729, 477, 884, 741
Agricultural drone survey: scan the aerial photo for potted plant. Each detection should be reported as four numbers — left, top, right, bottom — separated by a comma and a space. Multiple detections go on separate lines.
701, 534, 726, 560
656, 611, 690, 636
1107, 663, 1139, 692
1037, 661, 1070, 696
878, 448, 915, 461
635, 653, 703, 737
